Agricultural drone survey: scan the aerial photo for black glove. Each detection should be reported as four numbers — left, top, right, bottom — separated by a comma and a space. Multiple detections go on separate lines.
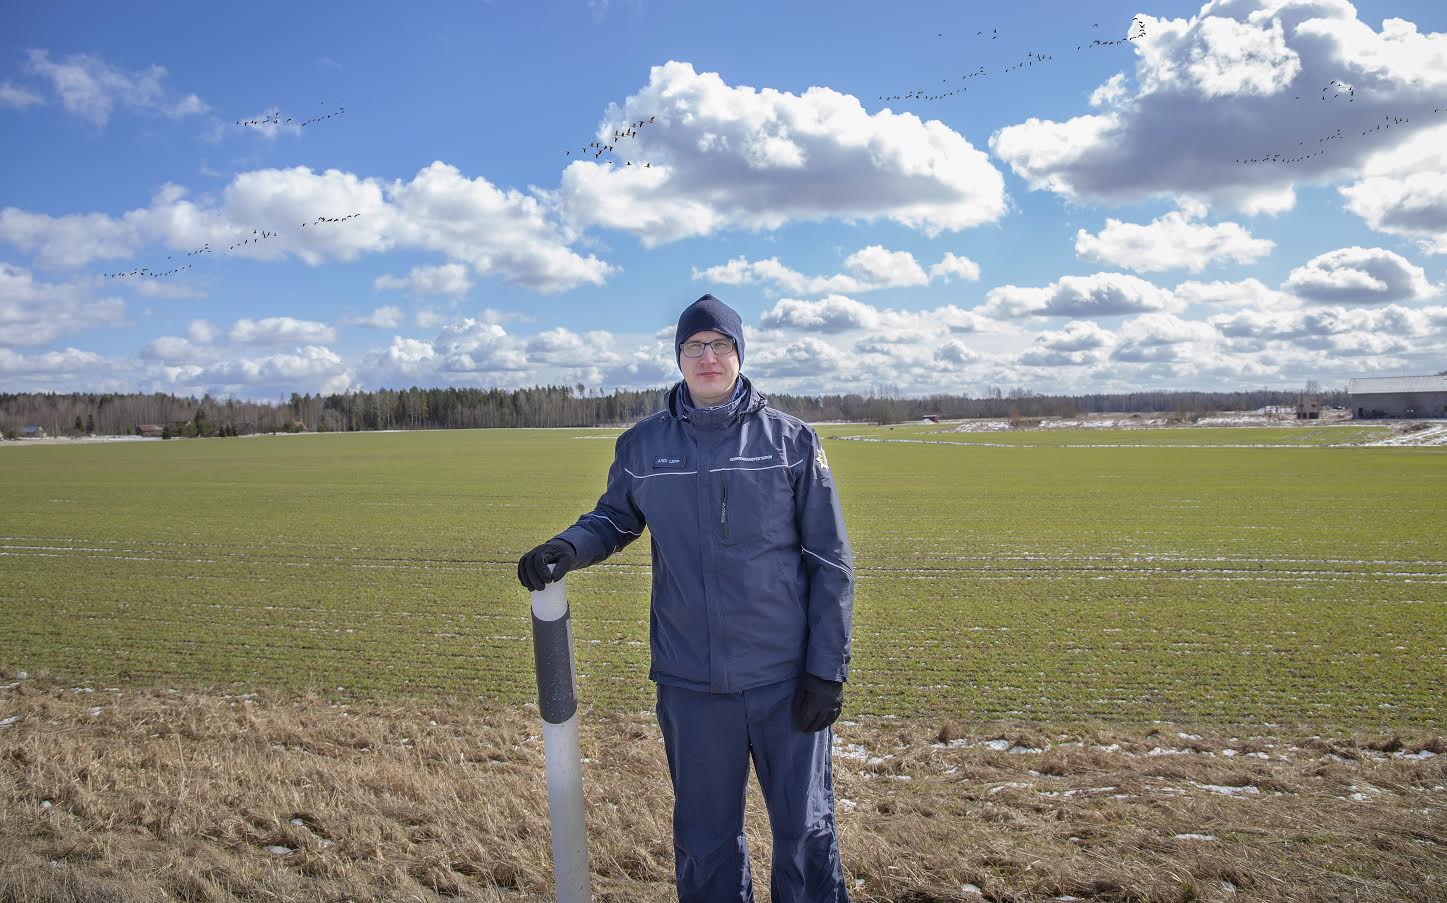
517, 539, 577, 592
793, 674, 844, 733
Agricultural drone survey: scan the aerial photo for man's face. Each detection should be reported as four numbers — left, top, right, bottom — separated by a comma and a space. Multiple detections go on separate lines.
679, 329, 740, 406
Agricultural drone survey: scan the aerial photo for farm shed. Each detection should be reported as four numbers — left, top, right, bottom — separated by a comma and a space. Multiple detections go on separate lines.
1348, 374, 1447, 419
21, 425, 46, 438
136, 424, 163, 437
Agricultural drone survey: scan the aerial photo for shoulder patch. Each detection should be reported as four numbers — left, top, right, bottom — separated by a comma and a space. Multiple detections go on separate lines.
815, 444, 830, 473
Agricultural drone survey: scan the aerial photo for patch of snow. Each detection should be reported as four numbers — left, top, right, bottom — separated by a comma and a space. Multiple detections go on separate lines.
1174, 833, 1217, 841
834, 743, 891, 766
1008, 744, 1044, 754
1396, 749, 1437, 760
40, 799, 52, 809
1147, 746, 1189, 756
1194, 783, 1261, 796
1091, 743, 1121, 752
265, 845, 294, 856
838, 798, 857, 813
1366, 424, 1447, 447
984, 739, 1011, 751
988, 782, 1031, 794
0, 716, 21, 729
962, 883, 983, 896
289, 818, 307, 827
1056, 786, 1120, 797
931, 738, 974, 749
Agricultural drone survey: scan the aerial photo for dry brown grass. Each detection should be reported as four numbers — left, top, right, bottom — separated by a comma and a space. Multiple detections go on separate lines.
1, 671, 1443, 903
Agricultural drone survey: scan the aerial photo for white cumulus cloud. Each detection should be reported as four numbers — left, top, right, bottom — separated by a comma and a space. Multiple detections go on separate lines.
1111, 313, 1218, 363
980, 273, 1182, 319
140, 335, 211, 364
0, 263, 125, 347
1074, 207, 1274, 272
0, 347, 109, 387
759, 295, 995, 338
229, 317, 337, 346
1018, 320, 1117, 367
558, 61, 1007, 245
1339, 123, 1447, 254
990, 1, 1447, 212
0, 163, 614, 294
694, 245, 977, 296
1210, 302, 1447, 358
928, 252, 981, 283
1283, 246, 1437, 305
373, 263, 474, 298
173, 345, 354, 397
343, 306, 405, 329
1174, 277, 1299, 311
187, 319, 218, 344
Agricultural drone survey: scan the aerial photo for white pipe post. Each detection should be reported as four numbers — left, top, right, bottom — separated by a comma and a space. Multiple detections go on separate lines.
530, 572, 592, 903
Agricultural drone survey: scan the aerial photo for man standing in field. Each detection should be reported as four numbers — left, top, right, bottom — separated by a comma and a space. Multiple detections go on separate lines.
517, 294, 856, 902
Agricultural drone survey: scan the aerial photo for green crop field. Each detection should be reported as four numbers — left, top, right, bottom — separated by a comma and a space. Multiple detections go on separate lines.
1, 427, 1443, 730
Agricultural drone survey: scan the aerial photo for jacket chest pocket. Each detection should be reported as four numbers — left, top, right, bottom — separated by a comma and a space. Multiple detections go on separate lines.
634, 455, 696, 531
717, 464, 793, 546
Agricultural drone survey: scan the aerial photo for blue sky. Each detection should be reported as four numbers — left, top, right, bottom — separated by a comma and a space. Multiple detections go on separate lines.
3, 0, 1446, 401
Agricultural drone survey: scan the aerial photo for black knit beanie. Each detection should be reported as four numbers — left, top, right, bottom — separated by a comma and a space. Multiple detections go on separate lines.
674, 294, 745, 369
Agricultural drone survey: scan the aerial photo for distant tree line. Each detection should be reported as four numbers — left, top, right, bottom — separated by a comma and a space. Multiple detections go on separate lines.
0, 392, 308, 439
0, 384, 1346, 438
776, 384, 1350, 425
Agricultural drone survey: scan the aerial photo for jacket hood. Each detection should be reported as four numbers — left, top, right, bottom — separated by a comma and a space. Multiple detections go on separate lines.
667, 374, 765, 429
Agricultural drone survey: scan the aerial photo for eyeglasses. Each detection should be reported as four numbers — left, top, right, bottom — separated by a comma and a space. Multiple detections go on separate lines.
681, 339, 736, 358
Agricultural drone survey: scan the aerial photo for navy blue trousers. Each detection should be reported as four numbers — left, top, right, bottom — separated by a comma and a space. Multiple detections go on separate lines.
655, 678, 850, 903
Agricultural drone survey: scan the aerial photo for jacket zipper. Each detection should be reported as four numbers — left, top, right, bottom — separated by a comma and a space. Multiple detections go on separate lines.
720, 471, 729, 539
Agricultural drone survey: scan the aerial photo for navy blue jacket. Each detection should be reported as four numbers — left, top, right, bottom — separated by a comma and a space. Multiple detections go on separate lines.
556, 376, 854, 693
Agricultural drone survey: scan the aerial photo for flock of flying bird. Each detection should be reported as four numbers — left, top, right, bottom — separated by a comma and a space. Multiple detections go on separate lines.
103, 97, 377, 279
865, 27, 1437, 176
92, 22, 1443, 284
1231, 72, 1444, 167
878, 20, 1148, 104
563, 115, 659, 168
236, 103, 347, 130
102, 215, 362, 279
1234, 109, 1439, 166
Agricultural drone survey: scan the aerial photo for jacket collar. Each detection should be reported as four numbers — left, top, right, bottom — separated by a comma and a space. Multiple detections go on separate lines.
667, 374, 765, 430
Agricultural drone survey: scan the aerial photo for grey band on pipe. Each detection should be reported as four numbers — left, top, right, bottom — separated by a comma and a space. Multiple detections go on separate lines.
532, 608, 578, 724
